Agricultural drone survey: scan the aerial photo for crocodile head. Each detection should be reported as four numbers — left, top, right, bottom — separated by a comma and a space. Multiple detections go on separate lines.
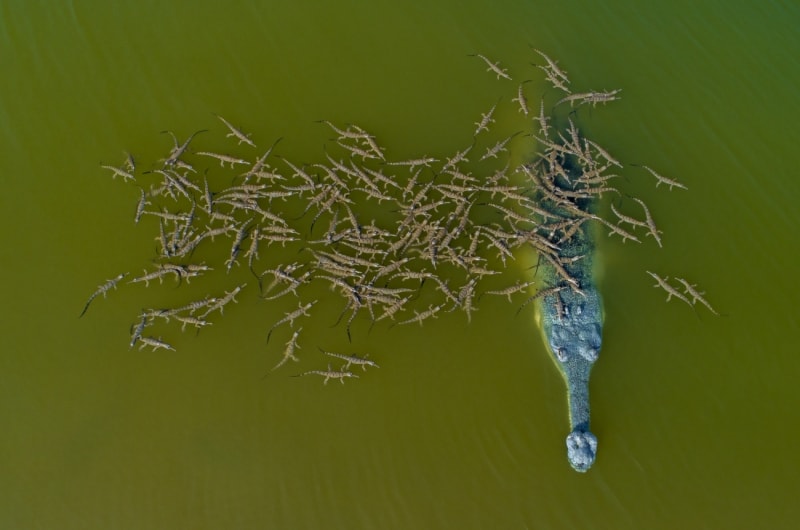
535, 284, 603, 473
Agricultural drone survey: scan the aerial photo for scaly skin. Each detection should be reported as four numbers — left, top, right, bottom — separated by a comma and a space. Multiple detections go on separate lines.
535, 202, 603, 472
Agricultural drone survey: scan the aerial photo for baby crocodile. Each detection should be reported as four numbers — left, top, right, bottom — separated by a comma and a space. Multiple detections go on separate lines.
292, 364, 358, 385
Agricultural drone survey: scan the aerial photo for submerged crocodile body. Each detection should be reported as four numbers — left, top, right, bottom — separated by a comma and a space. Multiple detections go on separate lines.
535, 198, 603, 472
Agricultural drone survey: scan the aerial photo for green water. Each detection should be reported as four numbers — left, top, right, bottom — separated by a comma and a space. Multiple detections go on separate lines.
1, 1, 799, 528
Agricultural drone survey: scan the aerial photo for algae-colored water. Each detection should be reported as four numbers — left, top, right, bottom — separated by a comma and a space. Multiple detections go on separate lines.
1, 1, 798, 528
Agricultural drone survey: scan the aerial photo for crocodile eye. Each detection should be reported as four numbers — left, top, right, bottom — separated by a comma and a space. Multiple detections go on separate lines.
556, 348, 568, 362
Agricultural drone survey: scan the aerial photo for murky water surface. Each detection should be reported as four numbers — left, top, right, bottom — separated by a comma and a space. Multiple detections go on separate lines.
1, 1, 798, 528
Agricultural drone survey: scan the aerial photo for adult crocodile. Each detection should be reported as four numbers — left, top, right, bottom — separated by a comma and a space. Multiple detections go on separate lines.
530, 161, 604, 472
535, 226, 602, 472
